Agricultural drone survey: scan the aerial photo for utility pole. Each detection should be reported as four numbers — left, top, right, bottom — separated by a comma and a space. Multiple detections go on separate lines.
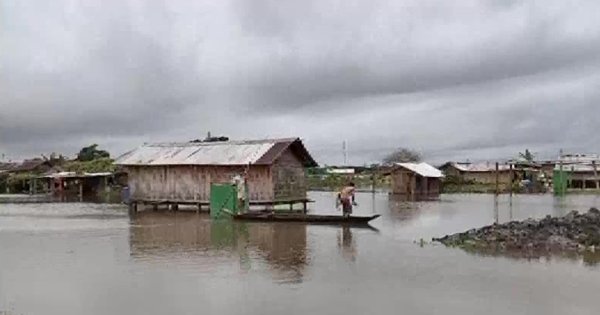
342, 141, 348, 166
495, 162, 499, 195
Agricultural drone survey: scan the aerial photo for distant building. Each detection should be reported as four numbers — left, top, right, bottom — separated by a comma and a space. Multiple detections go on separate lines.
439, 162, 513, 187
9, 159, 55, 174
326, 168, 355, 175
554, 154, 600, 190
37, 171, 115, 197
389, 162, 443, 197
0, 162, 16, 171
1, 159, 62, 194
115, 138, 318, 208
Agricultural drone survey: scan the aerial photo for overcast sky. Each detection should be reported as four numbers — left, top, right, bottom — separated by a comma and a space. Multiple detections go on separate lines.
1, 0, 599, 165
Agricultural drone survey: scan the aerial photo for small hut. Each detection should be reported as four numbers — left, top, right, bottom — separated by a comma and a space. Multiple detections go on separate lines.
390, 162, 443, 197
115, 138, 318, 209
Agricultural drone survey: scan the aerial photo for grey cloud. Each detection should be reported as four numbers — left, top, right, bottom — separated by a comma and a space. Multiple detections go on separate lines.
1, 0, 600, 164
232, 0, 600, 114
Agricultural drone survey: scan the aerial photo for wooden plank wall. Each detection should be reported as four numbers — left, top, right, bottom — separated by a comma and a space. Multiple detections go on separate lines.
443, 166, 512, 187
391, 169, 440, 196
391, 170, 411, 195
271, 149, 308, 201
463, 171, 511, 185
126, 165, 273, 202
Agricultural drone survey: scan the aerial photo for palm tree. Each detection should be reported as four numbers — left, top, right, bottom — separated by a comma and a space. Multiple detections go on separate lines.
518, 149, 535, 163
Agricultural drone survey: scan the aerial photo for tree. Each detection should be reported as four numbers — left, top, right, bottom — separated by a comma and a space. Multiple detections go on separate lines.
77, 144, 110, 162
519, 149, 535, 163
382, 148, 422, 165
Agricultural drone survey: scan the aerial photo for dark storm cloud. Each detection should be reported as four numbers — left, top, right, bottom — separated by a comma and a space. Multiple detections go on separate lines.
0, 0, 206, 156
1, 0, 599, 163
231, 0, 600, 113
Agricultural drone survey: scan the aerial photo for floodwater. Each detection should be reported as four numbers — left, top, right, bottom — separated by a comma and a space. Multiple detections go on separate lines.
2, 193, 600, 315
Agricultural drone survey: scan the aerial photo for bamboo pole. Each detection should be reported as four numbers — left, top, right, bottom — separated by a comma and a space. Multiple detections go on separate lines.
495, 162, 499, 195
79, 181, 83, 202
593, 160, 599, 190
494, 195, 499, 224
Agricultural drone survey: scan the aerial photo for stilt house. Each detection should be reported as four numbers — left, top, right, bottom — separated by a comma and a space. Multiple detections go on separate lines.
115, 138, 317, 208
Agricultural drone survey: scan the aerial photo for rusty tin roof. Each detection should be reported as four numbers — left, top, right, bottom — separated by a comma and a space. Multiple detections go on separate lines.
115, 138, 317, 167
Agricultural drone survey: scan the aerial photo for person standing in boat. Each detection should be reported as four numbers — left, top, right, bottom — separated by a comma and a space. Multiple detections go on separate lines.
337, 182, 357, 217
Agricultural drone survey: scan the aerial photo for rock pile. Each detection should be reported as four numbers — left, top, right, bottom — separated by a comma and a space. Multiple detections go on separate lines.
434, 208, 600, 252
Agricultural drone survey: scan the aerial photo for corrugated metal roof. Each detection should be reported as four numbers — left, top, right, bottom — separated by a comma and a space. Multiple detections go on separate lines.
115, 138, 318, 167
396, 162, 444, 178
554, 163, 599, 172
39, 172, 113, 178
560, 154, 599, 163
0, 162, 16, 171
11, 159, 50, 172
447, 162, 511, 172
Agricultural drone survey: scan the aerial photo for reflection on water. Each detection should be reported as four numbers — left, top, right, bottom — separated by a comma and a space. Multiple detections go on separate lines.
129, 212, 309, 283
387, 194, 426, 221
337, 226, 356, 262
458, 245, 600, 267
371, 192, 600, 264
2, 193, 600, 315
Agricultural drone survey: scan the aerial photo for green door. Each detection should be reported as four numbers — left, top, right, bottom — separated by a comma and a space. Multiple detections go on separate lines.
210, 183, 238, 218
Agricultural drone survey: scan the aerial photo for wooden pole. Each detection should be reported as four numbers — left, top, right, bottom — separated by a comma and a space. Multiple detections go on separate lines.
104, 176, 109, 193
79, 181, 83, 202
129, 202, 138, 213
495, 162, 499, 195
371, 174, 375, 193
509, 163, 514, 196
494, 194, 499, 224
568, 166, 573, 190
593, 160, 599, 190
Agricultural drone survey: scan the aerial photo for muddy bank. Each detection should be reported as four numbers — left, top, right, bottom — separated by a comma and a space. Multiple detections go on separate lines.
434, 208, 600, 252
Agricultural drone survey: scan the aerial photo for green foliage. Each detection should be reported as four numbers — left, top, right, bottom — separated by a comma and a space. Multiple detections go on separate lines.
42, 152, 67, 164
382, 148, 422, 165
64, 158, 116, 174
77, 144, 110, 162
518, 149, 535, 162
6, 172, 36, 183
306, 167, 327, 175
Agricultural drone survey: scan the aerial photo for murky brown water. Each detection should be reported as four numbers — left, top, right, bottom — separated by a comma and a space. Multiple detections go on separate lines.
2, 192, 600, 314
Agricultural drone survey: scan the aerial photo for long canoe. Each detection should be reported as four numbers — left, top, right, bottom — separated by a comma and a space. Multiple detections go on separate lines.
232, 212, 381, 225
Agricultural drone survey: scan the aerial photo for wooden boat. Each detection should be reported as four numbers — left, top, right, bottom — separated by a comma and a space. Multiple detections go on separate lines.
232, 212, 381, 225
